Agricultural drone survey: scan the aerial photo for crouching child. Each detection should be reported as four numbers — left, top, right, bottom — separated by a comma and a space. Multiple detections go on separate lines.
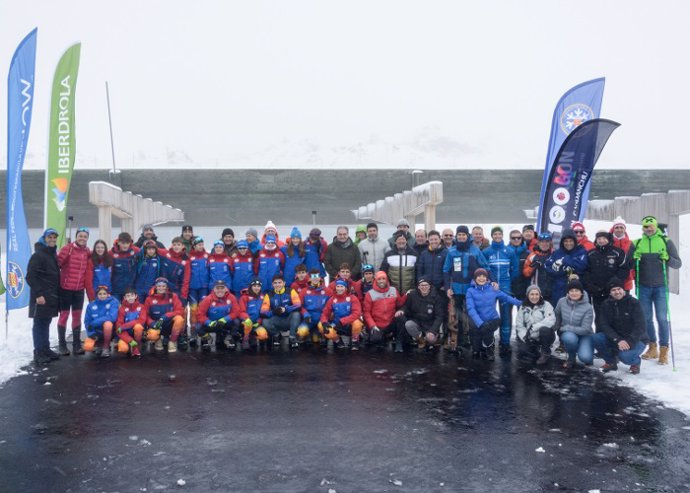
239, 278, 267, 350
144, 277, 186, 352
115, 287, 146, 357
197, 280, 241, 351
319, 279, 363, 350
83, 286, 120, 358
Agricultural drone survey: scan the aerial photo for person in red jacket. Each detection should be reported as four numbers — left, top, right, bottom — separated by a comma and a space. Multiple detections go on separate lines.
115, 287, 146, 357
238, 279, 266, 350
325, 263, 362, 299
290, 264, 309, 292
609, 217, 636, 292
363, 271, 406, 349
56, 226, 91, 355
197, 280, 241, 351
571, 222, 595, 251
144, 277, 186, 352
320, 279, 363, 350
85, 240, 113, 302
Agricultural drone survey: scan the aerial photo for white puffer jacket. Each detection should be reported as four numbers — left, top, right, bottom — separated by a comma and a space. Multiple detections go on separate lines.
515, 300, 556, 342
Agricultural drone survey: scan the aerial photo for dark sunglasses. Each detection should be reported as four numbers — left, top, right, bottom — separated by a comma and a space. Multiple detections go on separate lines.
510, 236, 522, 240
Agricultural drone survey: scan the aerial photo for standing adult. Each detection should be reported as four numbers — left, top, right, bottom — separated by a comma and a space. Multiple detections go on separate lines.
135, 224, 166, 250
609, 217, 636, 292
180, 225, 195, 254
324, 226, 362, 281
221, 228, 239, 257
358, 222, 389, 271
412, 229, 428, 255
381, 231, 418, 295
471, 226, 490, 251
545, 228, 588, 307
441, 229, 455, 249
26, 229, 61, 364
57, 226, 91, 355
634, 215, 682, 365
387, 219, 413, 249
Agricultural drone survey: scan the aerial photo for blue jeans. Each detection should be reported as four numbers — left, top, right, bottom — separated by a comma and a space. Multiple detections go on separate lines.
32, 317, 52, 352
499, 301, 512, 345
263, 311, 301, 338
560, 331, 593, 364
638, 285, 669, 346
592, 333, 646, 367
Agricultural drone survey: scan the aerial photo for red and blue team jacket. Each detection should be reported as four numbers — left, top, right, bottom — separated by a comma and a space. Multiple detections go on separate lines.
144, 289, 185, 325
188, 250, 210, 291
84, 295, 120, 336
208, 252, 233, 287
197, 291, 240, 326
116, 299, 147, 330
299, 284, 329, 322
320, 293, 362, 326
239, 290, 263, 324
260, 288, 301, 318
110, 242, 139, 296
85, 257, 112, 301
232, 251, 255, 295
254, 249, 285, 290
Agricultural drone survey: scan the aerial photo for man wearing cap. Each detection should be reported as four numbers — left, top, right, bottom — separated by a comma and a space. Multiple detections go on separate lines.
592, 278, 647, 374
363, 271, 406, 349
381, 230, 418, 295
304, 228, 328, 278
358, 222, 388, 272
634, 215, 682, 364
221, 228, 239, 257
261, 274, 302, 349
135, 224, 165, 250
397, 277, 444, 352
325, 226, 362, 281
26, 229, 62, 364
197, 280, 241, 350
232, 240, 255, 296
388, 219, 414, 250
571, 222, 595, 252
583, 231, 629, 331
609, 217, 636, 292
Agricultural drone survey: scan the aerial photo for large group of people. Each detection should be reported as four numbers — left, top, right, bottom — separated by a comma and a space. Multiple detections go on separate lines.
26, 216, 681, 376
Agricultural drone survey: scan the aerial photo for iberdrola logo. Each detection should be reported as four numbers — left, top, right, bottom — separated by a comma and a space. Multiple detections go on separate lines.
52, 177, 69, 212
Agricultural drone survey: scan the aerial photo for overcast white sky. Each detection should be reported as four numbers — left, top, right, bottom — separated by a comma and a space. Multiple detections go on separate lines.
1, 1, 689, 170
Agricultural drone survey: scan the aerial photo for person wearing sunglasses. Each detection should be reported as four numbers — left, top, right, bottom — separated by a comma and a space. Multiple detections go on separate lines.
571, 222, 595, 252
507, 229, 531, 305
545, 228, 588, 307
609, 217, 635, 292
523, 232, 555, 302
633, 215, 682, 365
56, 226, 91, 356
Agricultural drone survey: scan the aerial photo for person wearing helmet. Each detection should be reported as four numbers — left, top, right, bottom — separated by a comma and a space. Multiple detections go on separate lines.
197, 280, 241, 351
523, 232, 555, 303
260, 274, 302, 349
143, 278, 186, 352
239, 278, 267, 350
83, 285, 120, 358
320, 279, 363, 350
115, 288, 146, 358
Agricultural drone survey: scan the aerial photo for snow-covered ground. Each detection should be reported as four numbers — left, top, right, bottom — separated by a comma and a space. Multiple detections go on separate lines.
1, 219, 688, 417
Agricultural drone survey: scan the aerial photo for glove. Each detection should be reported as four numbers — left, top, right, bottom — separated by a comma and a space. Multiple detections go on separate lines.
371, 326, 380, 333
304, 315, 312, 324
243, 318, 253, 329
532, 256, 544, 268
153, 319, 164, 330
208, 320, 218, 328
273, 306, 286, 315
659, 250, 670, 261
160, 315, 169, 323
479, 321, 491, 331
551, 259, 563, 272
216, 318, 227, 327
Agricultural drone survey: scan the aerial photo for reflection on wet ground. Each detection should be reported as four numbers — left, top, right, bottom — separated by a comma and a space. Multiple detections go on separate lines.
1, 346, 690, 492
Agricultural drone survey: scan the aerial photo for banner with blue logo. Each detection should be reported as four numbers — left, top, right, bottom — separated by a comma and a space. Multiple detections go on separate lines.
6, 28, 38, 310
537, 78, 605, 231
538, 118, 620, 245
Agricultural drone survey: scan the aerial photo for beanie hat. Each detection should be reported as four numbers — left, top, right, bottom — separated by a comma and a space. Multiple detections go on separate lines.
608, 277, 625, 291
290, 227, 302, 239
641, 215, 658, 228
42, 228, 59, 239
249, 278, 262, 287
473, 268, 489, 280
355, 224, 367, 234
264, 220, 277, 232
525, 284, 541, 297
456, 225, 470, 235
522, 224, 535, 232
237, 240, 249, 249
246, 227, 258, 238
417, 277, 431, 286
394, 230, 407, 239
595, 230, 611, 243
191, 236, 204, 246
491, 225, 503, 236
560, 228, 576, 242
222, 228, 235, 238
143, 224, 154, 232
213, 240, 224, 248
397, 218, 410, 227
612, 217, 626, 229
567, 279, 584, 292
335, 279, 348, 288
309, 228, 322, 238
571, 222, 585, 232
181, 224, 193, 233
375, 271, 388, 281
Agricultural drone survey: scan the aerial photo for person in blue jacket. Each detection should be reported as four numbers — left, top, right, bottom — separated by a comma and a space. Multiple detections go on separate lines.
281, 227, 306, 287
83, 285, 120, 358
483, 226, 520, 356
188, 236, 210, 339
134, 240, 163, 302
466, 268, 521, 361
444, 225, 488, 348
545, 228, 589, 306
231, 240, 255, 296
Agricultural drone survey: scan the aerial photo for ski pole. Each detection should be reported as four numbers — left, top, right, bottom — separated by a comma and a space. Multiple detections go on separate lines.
662, 261, 676, 371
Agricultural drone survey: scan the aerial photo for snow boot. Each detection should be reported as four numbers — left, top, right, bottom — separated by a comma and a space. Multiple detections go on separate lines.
658, 346, 669, 365
394, 339, 403, 353
601, 362, 618, 373
484, 343, 496, 361
100, 347, 111, 358
168, 340, 178, 353
641, 342, 658, 360
154, 338, 164, 351
34, 350, 50, 365
72, 327, 85, 355
289, 337, 299, 349
499, 344, 512, 358
536, 353, 550, 365
57, 325, 70, 356
131, 346, 142, 358
629, 364, 641, 375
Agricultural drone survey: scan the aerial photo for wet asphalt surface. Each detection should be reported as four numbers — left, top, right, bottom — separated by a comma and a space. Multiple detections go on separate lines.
1, 343, 690, 493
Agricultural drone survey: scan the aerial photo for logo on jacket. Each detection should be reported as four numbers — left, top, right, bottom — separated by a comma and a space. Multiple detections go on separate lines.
7, 261, 25, 299
560, 104, 594, 134
51, 177, 69, 212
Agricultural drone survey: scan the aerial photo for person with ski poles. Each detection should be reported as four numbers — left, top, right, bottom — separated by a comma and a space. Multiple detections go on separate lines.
634, 215, 682, 365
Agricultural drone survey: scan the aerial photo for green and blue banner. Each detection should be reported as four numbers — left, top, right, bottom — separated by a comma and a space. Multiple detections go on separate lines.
6, 28, 38, 310
46, 43, 81, 248
537, 78, 605, 231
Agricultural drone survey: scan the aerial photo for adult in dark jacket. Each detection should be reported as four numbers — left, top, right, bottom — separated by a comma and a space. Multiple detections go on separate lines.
523, 232, 554, 302
324, 226, 362, 281
134, 224, 166, 250
381, 231, 418, 295
592, 278, 647, 374
415, 231, 447, 291
545, 228, 588, 306
387, 219, 414, 249
583, 231, 629, 330
507, 229, 531, 306
397, 277, 444, 352
634, 215, 682, 365
26, 229, 61, 364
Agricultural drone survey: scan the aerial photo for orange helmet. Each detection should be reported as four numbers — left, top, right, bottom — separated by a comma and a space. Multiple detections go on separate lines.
83, 337, 96, 352
255, 326, 269, 341
117, 340, 130, 353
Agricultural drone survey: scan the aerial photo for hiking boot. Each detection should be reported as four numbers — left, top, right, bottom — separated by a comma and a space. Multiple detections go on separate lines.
42, 348, 60, 360
536, 353, 550, 365
100, 348, 111, 358
289, 338, 299, 349
72, 341, 85, 355
131, 346, 141, 358
641, 342, 658, 360
555, 342, 565, 354
416, 334, 426, 350
34, 350, 50, 365
351, 340, 360, 351
499, 344, 512, 358
658, 346, 669, 365
394, 340, 403, 353
168, 340, 178, 353
154, 338, 164, 351
562, 358, 575, 369
629, 364, 641, 375
601, 362, 618, 373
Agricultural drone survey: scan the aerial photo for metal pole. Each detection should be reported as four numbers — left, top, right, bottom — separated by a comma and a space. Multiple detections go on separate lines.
312, 211, 317, 225
105, 81, 117, 174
